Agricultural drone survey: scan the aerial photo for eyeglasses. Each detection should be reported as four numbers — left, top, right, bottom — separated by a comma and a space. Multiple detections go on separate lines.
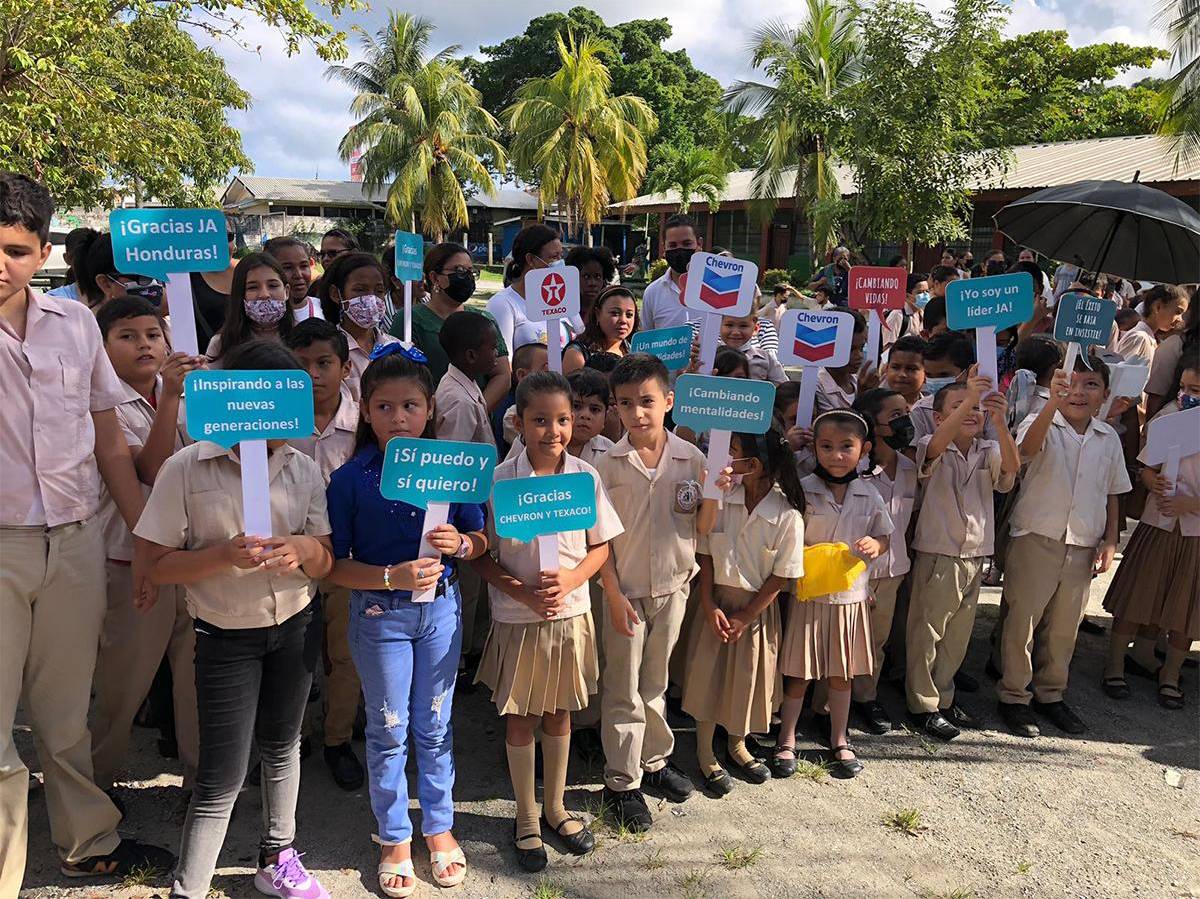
438, 266, 478, 277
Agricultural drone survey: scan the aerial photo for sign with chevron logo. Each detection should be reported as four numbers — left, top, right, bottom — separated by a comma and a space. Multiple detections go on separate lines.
777, 309, 855, 368
681, 251, 757, 317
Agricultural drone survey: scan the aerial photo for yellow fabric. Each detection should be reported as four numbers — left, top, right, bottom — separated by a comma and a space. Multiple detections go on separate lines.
792, 542, 867, 601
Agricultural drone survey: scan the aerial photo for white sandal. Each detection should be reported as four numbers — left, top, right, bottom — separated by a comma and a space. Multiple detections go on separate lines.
429, 847, 467, 888
377, 858, 416, 898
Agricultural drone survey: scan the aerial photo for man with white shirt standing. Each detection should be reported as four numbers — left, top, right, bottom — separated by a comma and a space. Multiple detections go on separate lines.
640, 214, 705, 332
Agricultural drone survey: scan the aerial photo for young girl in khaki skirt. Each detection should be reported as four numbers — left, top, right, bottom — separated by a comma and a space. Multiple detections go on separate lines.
474, 372, 624, 871
683, 428, 806, 796
776, 410, 893, 779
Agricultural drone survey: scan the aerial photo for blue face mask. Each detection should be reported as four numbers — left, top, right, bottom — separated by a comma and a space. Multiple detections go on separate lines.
1180, 393, 1200, 411
914, 291, 931, 309
924, 375, 957, 395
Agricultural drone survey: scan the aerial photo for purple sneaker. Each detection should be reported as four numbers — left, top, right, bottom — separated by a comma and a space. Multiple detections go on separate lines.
254, 848, 330, 899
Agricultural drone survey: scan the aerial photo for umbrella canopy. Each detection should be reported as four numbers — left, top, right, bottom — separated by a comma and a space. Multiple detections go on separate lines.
994, 179, 1200, 285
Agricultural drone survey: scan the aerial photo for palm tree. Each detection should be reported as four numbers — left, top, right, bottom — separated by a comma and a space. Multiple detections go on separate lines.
724, 0, 861, 258
327, 12, 506, 240
1156, 0, 1199, 167
505, 31, 657, 237
645, 145, 729, 214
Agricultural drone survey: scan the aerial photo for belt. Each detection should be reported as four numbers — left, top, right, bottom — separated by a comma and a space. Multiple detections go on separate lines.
433, 570, 459, 597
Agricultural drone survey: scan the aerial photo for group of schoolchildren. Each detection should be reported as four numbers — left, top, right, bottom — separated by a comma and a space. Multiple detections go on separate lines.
2, 177, 1197, 899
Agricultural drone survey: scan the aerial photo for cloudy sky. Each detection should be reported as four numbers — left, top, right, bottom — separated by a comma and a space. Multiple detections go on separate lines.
209, 0, 1169, 182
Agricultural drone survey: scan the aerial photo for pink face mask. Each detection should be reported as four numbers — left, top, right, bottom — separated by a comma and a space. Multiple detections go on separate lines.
343, 294, 384, 329
244, 298, 286, 325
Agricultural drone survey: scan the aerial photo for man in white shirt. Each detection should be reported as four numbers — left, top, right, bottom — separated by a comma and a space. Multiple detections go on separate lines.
640, 214, 706, 332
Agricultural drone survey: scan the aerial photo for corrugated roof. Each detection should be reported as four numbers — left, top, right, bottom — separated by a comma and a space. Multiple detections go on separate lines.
617, 135, 1200, 210
224, 176, 539, 210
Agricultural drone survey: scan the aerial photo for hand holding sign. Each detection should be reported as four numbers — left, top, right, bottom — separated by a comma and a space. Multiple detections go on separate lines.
492, 471, 597, 585
673, 374, 776, 501
525, 266, 581, 373
394, 230, 424, 347
848, 266, 905, 368
1143, 405, 1200, 520
1099, 360, 1150, 419
776, 309, 855, 428
1054, 291, 1118, 375
946, 272, 1034, 392
683, 252, 758, 373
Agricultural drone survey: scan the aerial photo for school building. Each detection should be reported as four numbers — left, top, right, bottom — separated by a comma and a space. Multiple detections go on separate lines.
615, 134, 1200, 277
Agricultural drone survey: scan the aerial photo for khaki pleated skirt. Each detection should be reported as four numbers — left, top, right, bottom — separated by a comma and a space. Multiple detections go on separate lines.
779, 597, 875, 680
1103, 522, 1200, 640
681, 586, 781, 736
475, 611, 599, 716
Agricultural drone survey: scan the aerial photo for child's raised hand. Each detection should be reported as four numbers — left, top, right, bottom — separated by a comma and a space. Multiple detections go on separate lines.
965, 365, 991, 400
392, 557, 444, 592
225, 533, 265, 569
711, 465, 736, 493
982, 391, 1007, 424
1106, 396, 1135, 421
424, 523, 462, 556
686, 335, 703, 374
707, 605, 733, 641
785, 426, 813, 452
1048, 368, 1071, 405
160, 352, 205, 398
857, 360, 881, 392
853, 536, 883, 560
607, 591, 641, 638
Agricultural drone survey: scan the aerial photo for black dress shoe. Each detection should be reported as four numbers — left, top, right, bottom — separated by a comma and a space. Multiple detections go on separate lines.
544, 815, 595, 855
643, 761, 694, 802
997, 701, 1040, 738
323, 742, 365, 791
702, 768, 734, 796
943, 703, 980, 730
768, 749, 796, 779
953, 670, 981, 693
853, 700, 892, 734
514, 824, 547, 873
604, 787, 652, 832
1032, 699, 1086, 734
909, 711, 959, 741
728, 752, 770, 784
830, 744, 864, 778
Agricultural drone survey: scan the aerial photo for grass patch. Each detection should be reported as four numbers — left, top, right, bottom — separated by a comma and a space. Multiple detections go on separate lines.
642, 847, 667, 871
532, 876, 565, 899
716, 843, 764, 870
120, 864, 163, 887
678, 867, 711, 899
1016, 860, 1033, 875
881, 807, 927, 836
579, 792, 647, 843
903, 724, 940, 755
793, 758, 833, 783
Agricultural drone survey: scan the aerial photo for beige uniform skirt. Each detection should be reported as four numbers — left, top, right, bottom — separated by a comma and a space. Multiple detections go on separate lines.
779, 596, 875, 681
475, 611, 599, 716
681, 585, 781, 735
1103, 522, 1199, 640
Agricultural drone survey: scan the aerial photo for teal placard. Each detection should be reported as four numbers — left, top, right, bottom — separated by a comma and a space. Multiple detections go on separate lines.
945, 272, 1034, 331
394, 230, 425, 281
630, 326, 693, 370
185, 370, 314, 449
492, 472, 597, 542
110, 208, 230, 280
1053, 292, 1117, 347
380, 437, 497, 508
672, 374, 776, 434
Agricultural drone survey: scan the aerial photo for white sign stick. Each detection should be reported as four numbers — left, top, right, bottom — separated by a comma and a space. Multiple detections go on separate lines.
796, 367, 820, 429
239, 439, 272, 538
165, 273, 199, 356
976, 325, 998, 394
1163, 445, 1182, 498
1061, 341, 1080, 378
403, 281, 413, 347
703, 428, 732, 502
865, 310, 882, 369
413, 501, 451, 603
537, 533, 559, 573
699, 312, 721, 374
547, 322, 564, 373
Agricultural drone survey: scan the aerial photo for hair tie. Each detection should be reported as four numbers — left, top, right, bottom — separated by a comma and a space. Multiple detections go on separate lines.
812, 409, 870, 430
369, 341, 428, 364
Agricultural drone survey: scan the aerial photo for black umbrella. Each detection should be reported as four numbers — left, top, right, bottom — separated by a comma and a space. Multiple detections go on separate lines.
994, 177, 1200, 284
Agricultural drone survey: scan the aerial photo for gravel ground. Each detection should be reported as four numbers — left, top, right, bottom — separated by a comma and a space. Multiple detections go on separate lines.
16, 558, 1200, 899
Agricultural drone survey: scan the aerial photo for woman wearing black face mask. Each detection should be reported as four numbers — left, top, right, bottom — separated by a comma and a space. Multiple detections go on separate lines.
409, 242, 512, 406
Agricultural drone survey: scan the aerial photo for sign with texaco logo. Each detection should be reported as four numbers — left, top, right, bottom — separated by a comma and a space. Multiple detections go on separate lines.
525, 265, 580, 323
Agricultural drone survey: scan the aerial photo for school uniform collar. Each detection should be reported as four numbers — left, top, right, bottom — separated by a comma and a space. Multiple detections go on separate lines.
315, 381, 358, 439
196, 440, 301, 478
1049, 408, 1115, 440
801, 473, 876, 504
446, 363, 484, 400
1129, 320, 1155, 341
514, 446, 573, 478
340, 324, 388, 356
609, 431, 693, 477
26, 287, 68, 319
115, 373, 163, 409
729, 483, 790, 526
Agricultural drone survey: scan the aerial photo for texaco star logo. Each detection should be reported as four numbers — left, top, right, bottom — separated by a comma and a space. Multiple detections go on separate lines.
541, 272, 566, 307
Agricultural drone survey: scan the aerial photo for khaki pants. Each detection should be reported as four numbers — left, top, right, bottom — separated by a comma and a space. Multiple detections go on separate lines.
998, 534, 1094, 705
1, 521, 121, 896
320, 583, 361, 745
852, 574, 905, 702
906, 553, 984, 714
601, 585, 689, 792
92, 563, 198, 790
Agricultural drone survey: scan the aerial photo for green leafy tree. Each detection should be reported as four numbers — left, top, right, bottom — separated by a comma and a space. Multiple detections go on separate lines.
328, 12, 506, 240
724, 0, 862, 259
505, 31, 657, 234
644, 145, 728, 214
1156, 0, 1200, 165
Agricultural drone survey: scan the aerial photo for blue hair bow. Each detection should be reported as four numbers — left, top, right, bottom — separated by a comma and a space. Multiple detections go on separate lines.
369, 341, 428, 364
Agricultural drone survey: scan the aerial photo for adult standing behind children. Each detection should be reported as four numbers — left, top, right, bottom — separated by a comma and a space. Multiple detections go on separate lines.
640, 215, 706, 331
487, 225, 582, 355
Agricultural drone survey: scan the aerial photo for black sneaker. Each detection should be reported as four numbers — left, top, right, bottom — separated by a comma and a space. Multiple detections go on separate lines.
997, 701, 1040, 738
853, 700, 892, 734
324, 741, 365, 791
908, 711, 959, 742
953, 670, 981, 693
643, 761, 694, 803
1032, 699, 1086, 734
943, 703, 980, 730
604, 786, 653, 832
61, 838, 176, 879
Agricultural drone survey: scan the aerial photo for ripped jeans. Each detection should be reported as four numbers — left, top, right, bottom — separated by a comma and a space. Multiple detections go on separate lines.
348, 585, 462, 844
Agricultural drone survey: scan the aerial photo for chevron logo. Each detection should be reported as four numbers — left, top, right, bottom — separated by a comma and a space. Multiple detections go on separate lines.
792, 323, 839, 363
698, 265, 743, 309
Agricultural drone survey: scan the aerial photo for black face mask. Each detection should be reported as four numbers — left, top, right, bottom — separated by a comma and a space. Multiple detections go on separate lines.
814, 463, 859, 485
882, 414, 914, 451
443, 270, 476, 303
664, 247, 695, 274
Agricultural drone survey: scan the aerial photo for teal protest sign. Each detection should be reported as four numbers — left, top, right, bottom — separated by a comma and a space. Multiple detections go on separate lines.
381, 438, 496, 508
110, 209, 230, 281
630, 326, 693, 370
394, 230, 425, 281
492, 472, 597, 543
1054, 292, 1117, 347
672, 374, 776, 434
945, 272, 1034, 331
184, 370, 314, 449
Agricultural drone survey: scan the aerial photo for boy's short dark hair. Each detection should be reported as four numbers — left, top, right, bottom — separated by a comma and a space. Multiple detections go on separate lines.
930, 264, 959, 285
512, 341, 547, 373
439, 311, 497, 360
567, 367, 610, 406
1077, 351, 1110, 388
222, 338, 304, 372
1114, 308, 1141, 327
932, 380, 970, 413
922, 296, 947, 331
890, 334, 928, 359
284, 318, 349, 364
610, 352, 670, 394
1013, 335, 1061, 380
663, 213, 698, 239
0, 172, 53, 243
906, 272, 928, 292
924, 330, 974, 371
96, 296, 162, 339
515, 370, 571, 415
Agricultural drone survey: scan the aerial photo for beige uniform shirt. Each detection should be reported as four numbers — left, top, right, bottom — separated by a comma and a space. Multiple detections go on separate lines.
486, 450, 624, 625
882, 306, 922, 351
0, 288, 126, 526
814, 367, 856, 415
911, 392, 999, 444
864, 453, 918, 578
506, 434, 613, 466
435, 363, 496, 446
596, 432, 706, 600
344, 326, 400, 388
1116, 320, 1156, 365
738, 344, 788, 384
912, 434, 1015, 558
134, 442, 331, 629
1138, 402, 1200, 536
1011, 411, 1130, 547
799, 474, 893, 604
288, 382, 359, 483
699, 485, 805, 592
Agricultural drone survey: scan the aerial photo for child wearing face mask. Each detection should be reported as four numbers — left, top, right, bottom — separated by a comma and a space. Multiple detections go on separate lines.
882, 273, 930, 352
264, 236, 322, 323
206, 253, 295, 364
320, 252, 400, 391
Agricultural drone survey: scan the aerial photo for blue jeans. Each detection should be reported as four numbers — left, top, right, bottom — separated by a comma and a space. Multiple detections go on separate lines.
349, 585, 462, 845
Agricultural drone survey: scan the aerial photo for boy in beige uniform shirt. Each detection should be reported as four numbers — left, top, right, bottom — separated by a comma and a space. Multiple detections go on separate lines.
595, 354, 718, 832
434, 310, 501, 447
906, 374, 1019, 741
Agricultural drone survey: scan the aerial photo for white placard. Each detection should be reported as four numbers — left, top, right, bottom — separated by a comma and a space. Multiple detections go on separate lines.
976, 325, 998, 395
412, 501, 451, 603
1143, 405, 1200, 466
402, 281, 413, 347
165, 274, 199, 356
682, 252, 758, 318
699, 313, 721, 374
537, 533, 559, 573
239, 439, 272, 538
703, 429, 732, 502
864, 310, 882, 369
776, 309, 855, 368
1099, 361, 1151, 418
795, 367, 820, 429
525, 266, 581, 324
